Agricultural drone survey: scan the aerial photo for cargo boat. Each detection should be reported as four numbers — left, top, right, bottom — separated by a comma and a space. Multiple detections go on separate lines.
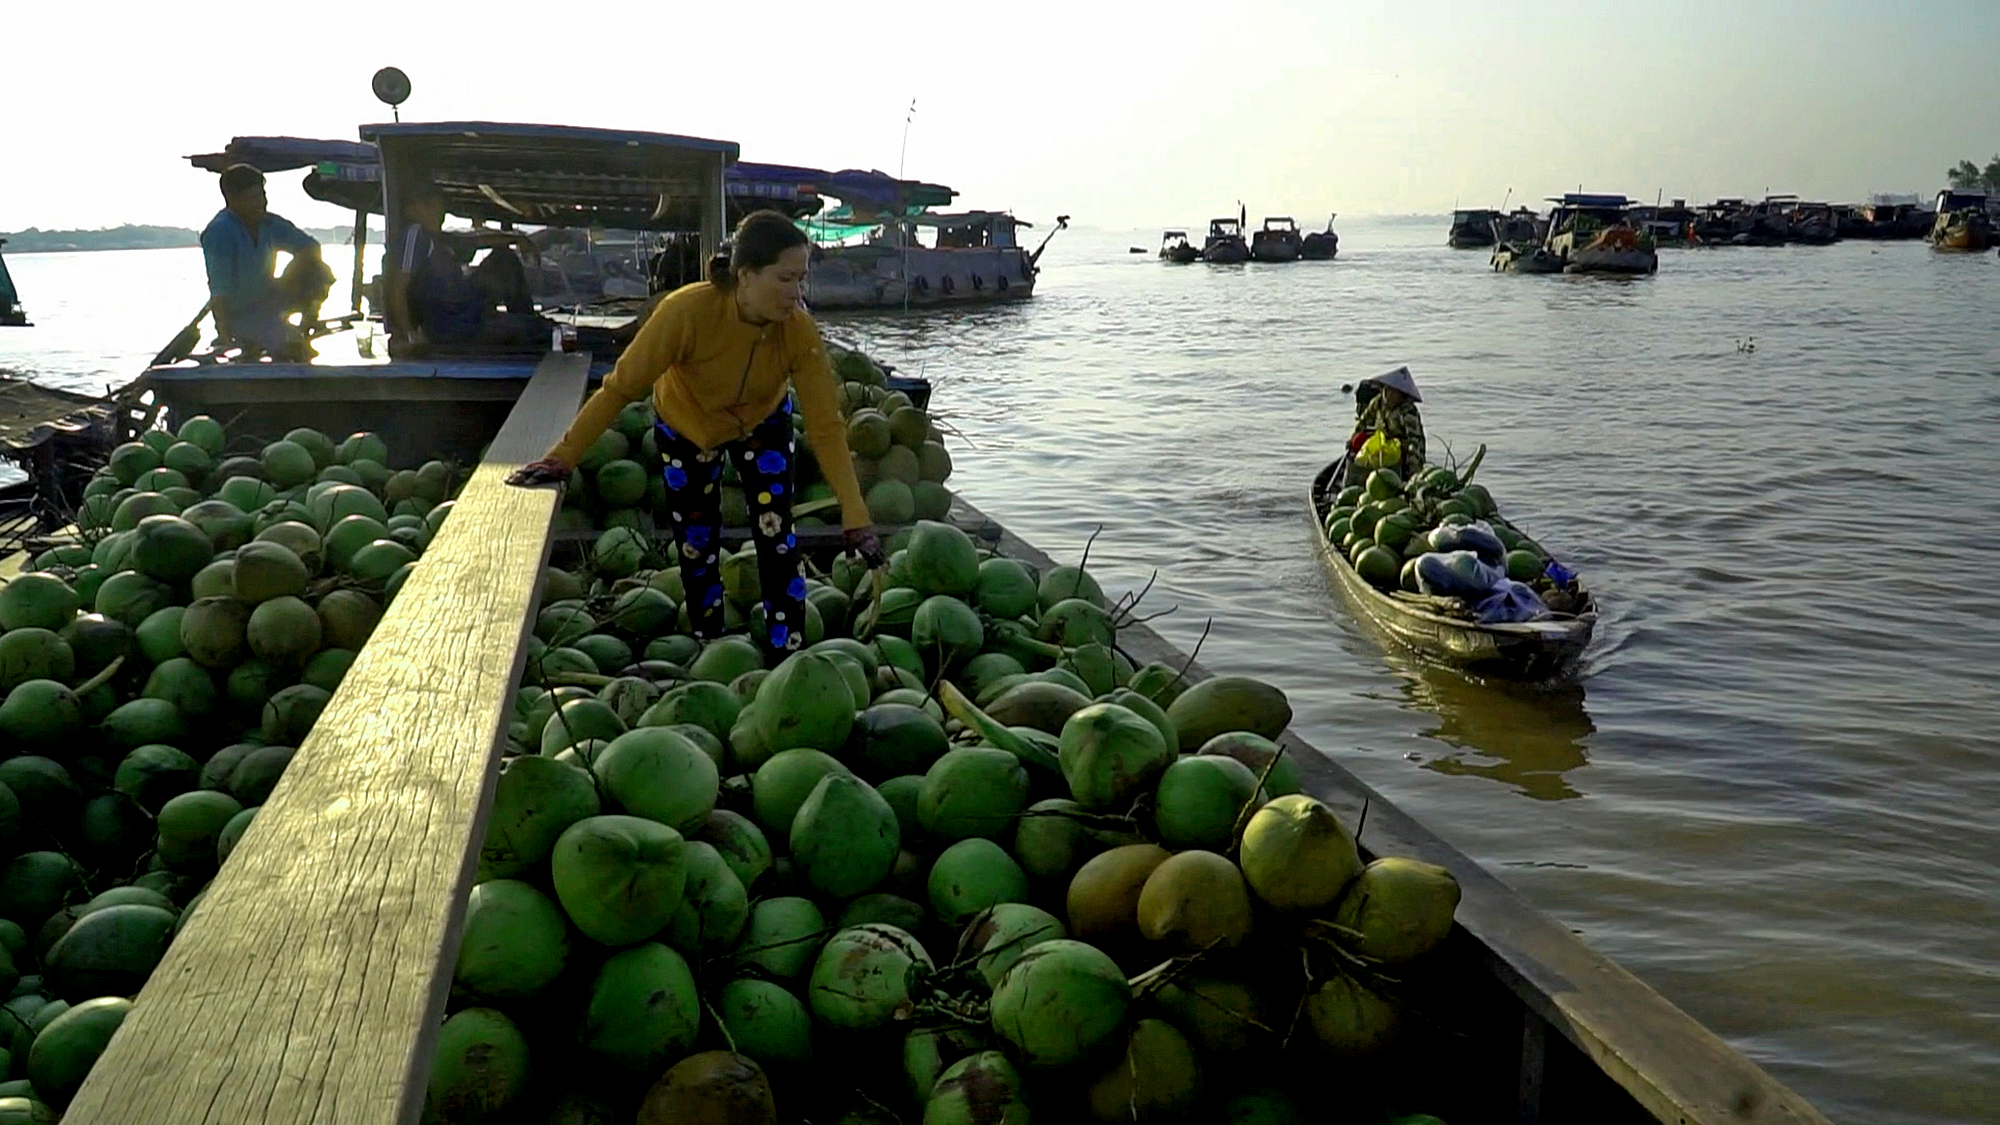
1250, 216, 1303, 262
1310, 456, 1598, 680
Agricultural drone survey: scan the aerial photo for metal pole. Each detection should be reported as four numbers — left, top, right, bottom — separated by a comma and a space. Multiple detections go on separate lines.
349, 210, 368, 316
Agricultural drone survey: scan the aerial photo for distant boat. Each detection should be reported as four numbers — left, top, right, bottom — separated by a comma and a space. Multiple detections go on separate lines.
1299, 213, 1340, 260
1250, 217, 1303, 262
0, 239, 28, 327
1158, 229, 1200, 263
1201, 217, 1250, 263
1927, 188, 1994, 251
1448, 208, 1501, 248
1541, 193, 1659, 274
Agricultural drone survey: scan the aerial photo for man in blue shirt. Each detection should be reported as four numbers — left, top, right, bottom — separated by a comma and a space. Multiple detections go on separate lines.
199, 164, 334, 359
387, 179, 549, 356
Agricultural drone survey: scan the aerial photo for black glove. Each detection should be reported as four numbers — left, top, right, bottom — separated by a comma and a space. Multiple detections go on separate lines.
506, 457, 572, 487
843, 526, 887, 568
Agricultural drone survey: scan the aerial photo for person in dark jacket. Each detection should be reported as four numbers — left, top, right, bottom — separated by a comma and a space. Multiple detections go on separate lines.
1346, 365, 1426, 483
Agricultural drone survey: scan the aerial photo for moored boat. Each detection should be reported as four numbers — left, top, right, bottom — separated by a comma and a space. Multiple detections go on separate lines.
1299, 212, 1341, 259
1310, 456, 1597, 680
1447, 208, 1500, 248
1489, 240, 1564, 273
1201, 216, 1250, 263
0, 238, 28, 327
1493, 205, 1544, 245
1250, 216, 1302, 262
1158, 228, 1200, 262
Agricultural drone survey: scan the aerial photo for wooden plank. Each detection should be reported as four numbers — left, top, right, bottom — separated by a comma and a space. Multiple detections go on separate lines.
63, 351, 590, 1125
948, 494, 1832, 1125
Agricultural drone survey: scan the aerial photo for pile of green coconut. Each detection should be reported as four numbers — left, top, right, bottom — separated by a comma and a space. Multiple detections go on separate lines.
1322, 461, 1585, 614
0, 416, 461, 1119
428, 518, 1466, 1124
556, 344, 954, 543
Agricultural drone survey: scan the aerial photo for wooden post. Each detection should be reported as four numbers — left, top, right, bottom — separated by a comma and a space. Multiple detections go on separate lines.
350, 209, 369, 317
62, 351, 589, 1125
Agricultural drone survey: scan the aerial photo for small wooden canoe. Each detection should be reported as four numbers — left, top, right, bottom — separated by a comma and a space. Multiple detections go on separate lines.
1311, 457, 1596, 680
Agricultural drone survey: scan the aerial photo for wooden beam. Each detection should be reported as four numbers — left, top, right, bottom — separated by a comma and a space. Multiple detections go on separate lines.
63, 351, 589, 1125
948, 495, 1832, 1125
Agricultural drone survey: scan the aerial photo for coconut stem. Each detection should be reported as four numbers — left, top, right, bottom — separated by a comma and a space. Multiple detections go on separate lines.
1229, 739, 1293, 854
935, 680, 1061, 773
702, 996, 738, 1055
72, 654, 127, 698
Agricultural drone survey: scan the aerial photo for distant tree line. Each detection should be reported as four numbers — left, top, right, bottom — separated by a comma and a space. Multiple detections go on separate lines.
1945, 156, 2000, 192
1, 224, 376, 253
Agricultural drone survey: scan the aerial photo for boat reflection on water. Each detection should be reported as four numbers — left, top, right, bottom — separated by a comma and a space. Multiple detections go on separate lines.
1385, 650, 1597, 800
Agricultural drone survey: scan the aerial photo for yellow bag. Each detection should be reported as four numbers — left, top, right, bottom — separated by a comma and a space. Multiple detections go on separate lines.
1356, 431, 1402, 470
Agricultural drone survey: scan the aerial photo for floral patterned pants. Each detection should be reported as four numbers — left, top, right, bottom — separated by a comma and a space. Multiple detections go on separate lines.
656, 396, 807, 655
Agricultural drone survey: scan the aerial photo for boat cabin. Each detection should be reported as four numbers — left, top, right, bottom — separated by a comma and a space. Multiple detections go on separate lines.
139, 121, 740, 465
1543, 193, 1636, 240
1208, 217, 1244, 241
1934, 187, 1992, 215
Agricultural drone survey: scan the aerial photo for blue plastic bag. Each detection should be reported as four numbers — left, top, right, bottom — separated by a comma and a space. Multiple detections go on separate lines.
1426, 521, 1507, 567
1415, 551, 1506, 600
1471, 580, 1550, 624
1543, 559, 1578, 586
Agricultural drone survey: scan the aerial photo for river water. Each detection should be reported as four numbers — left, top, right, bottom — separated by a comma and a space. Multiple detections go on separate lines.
4, 224, 1998, 1123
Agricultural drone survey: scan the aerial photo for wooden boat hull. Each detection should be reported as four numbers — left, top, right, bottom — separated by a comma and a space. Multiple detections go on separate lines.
1160, 246, 1201, 263
1299, 232, 1339, 259
1491, 244, 1565, 274
1202, 240, 1249, 263
1564, 246, 1658, 274
1251, 235, 1302, 262
1311, 459, 1596, 680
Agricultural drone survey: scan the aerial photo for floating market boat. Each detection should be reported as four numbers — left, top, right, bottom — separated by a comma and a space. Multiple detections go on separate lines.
1542, 193, 1659, 275
1299, 213, 1341, 260
1447, 208, 1500, 248
1493, 205, 1545, 245
1489, 240, 1565, 273
1309, 456, 1597, 680
1783, 202, 1840, 245
1201, 216, 1250, 263
1629, 199, 1698, 246
1158, 229, 1200, 263
1250, 216, 1303, 262
1927, 188, 1994, 251
0, 238, 29, 327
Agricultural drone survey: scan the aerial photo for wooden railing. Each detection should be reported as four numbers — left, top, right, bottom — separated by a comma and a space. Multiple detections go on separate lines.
64, 352, 588, 1125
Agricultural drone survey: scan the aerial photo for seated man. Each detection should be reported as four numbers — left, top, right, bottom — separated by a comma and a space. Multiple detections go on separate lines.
200, 164, 335, 359
388, 182, 553, 354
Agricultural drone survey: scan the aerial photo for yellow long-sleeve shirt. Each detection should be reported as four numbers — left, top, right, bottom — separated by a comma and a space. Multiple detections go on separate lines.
546, 282, 871, 531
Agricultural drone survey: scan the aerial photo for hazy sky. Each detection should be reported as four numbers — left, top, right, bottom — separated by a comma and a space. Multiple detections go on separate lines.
5, 0, 1997, 233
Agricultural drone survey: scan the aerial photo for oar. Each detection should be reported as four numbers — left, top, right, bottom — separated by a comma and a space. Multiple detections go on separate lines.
150, 300, 213, 367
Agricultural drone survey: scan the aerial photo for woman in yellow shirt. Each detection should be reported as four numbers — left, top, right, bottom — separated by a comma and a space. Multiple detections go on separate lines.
508, 211, 882, 657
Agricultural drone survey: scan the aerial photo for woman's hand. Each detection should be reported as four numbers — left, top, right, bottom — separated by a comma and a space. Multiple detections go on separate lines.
843, 525, 888, 568
506, 457, 572, 487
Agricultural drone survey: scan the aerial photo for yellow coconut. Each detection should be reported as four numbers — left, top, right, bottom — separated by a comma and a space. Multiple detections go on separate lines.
1135, 850, 1254, 952
1237, 794, 1361, 913
1065, 843, 1170, 946
1330, 856, 1462, 966
1304, 971, 1403, 1059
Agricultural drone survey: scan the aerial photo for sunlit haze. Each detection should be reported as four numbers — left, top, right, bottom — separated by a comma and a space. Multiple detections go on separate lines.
4, 0, 1997, 233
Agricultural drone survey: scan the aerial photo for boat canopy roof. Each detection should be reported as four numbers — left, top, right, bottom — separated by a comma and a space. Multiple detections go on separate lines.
1547, 193, 1630, 208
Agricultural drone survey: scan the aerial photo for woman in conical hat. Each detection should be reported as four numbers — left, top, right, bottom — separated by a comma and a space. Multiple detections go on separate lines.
1346, 365, 1426, 484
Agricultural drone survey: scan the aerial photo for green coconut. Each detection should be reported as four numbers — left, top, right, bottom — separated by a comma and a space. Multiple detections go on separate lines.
335, 431, 389, 467
716, 978, 814, 1071
142, 658, 219, 719
0, 574, 79, 633
92, 571, 171, 629
990, 939, 1130, 1068
749, 748, 851, 849
1154, 754, 1264, 852
453, 878, 570, 1001
926, 1051, 1030, 1125
111, 491, 180, 532
1238, 795, 1363, 913
1083, 1018, 1203, 1123
1013, 798, 1104, 883
477, 755, 601, 881
306, 484, 388, 533
216, 805, 257, 864
178, 596, 252, 669
1329, 857, 1462, 966
1059, 702, 1172, 812
261, 683, 329, 744
540, 697, 626, 755
733, 896, 826, 981
550, 815, 689, 946
1065, 843, 1171, 946
984, 680, 1092, 736
43, 903, 178, 1002
348, 539, 416, 584
917, 746, 1030, 841
751, 652, 855, 756
100, 698, 187, 753
790, 773, 900, 900
807, 924, 932, 1031
259, 440, 315, 489
596, 727, 718, 834
129, 514, 214, 584
231, 540, 310, 603
132, 605, 186, 664
690, 636, 765, 684
112, 744, 198, 813
697, 809, 772, 892
0, 851, 86, 931
1136, 849, 1255, 952
844, 704, 949, 781
245, 595, 322, 667
302, 648, 354, 692
1165, 676, 1293, 752
911, 596, 983, 671
424, 1007, 531, 1123
1035, 563, 1105, 612
956, 902, 1066, 989
1150, 972, 1275, 1059
571, 633, 633, 675
25, 996, 131, 1108
323, 514, 390, 571
903, 521, 979, 598
1305, 971, 1403, 1057
662, 841, 750, 958
156, 790, 244, 873
926, 838, 1029, 928
1198, 731, 1303, 797
1222, 1089, 1307, 1124
579, 942, 702, 1074
0, 679, 83, 749
75, 792, 155, 869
